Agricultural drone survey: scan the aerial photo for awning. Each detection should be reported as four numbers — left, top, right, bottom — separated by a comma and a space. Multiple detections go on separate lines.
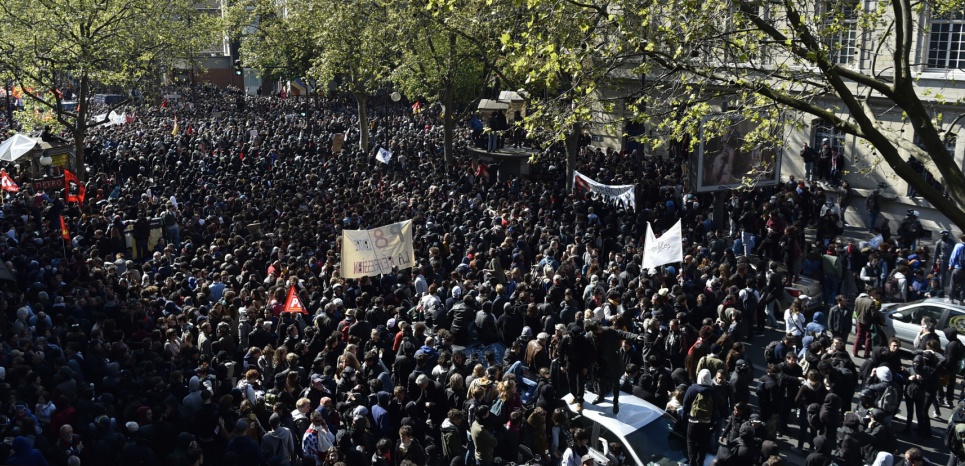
0, 134, 38, 162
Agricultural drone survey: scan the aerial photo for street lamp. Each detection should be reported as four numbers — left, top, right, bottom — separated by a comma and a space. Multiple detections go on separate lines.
39, 153, 52, 177
390, 92, 401, 102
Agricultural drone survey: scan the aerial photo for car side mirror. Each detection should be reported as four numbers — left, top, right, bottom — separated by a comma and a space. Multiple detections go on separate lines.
891, 312, 904, 321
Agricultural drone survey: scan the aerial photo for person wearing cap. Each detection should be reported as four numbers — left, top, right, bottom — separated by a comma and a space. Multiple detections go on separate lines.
898, 210, 924, 250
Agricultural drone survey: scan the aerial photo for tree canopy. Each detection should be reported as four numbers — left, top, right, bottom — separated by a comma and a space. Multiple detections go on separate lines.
0, 0, 220, 180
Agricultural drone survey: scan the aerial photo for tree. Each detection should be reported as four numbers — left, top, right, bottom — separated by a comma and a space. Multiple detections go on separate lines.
0, 0, 219, 181
497, 0, 633, 189
389, 0, 500, 166
306, 0, 394, 152
505, 0, 965, 229
226, 0, 317, 84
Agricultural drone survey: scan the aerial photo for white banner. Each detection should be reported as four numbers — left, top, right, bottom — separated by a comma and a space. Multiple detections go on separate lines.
643, 220, 683, 270
340, 220, 415, 278
376, 147, 393, 164
571, 170, 635, 210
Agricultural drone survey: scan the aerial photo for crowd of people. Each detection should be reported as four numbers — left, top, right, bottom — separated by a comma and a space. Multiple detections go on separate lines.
0, 84, 962, 466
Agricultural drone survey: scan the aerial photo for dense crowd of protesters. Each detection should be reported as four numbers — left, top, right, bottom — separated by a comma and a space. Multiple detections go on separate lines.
0, 84, 962, 466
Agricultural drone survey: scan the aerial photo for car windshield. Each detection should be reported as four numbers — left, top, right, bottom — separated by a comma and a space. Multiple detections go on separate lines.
621, 413, 688, 465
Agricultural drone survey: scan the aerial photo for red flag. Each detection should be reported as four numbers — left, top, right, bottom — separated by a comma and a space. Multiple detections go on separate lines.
411, 101, 422, 114
282, 285, 308, 314
0, 169, 19, 192
64, 169, 86, 204
59, 215, 70, 240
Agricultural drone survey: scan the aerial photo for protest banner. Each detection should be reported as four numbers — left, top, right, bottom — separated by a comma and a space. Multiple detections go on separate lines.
571, 170, 636, 210
340, 220, 415, 278
642, 220, 683, 269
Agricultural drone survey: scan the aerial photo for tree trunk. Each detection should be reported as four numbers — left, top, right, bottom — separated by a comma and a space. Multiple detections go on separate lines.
356, 93, 369, 152
74, 74, 90, 181
442, 85, 455, 169
565, 121, 581, 191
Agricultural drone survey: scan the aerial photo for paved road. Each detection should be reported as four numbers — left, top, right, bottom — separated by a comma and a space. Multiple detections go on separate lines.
744, 326, 953, 466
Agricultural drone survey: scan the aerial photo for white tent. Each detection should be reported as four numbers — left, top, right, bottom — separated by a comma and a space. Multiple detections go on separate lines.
0, 134, 38, 162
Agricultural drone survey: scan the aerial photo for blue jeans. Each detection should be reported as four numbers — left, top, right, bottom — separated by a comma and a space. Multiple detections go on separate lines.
869, 210, 879, 232
741, 231, 756, 257
823, 276, 840, 306
805, 162, 814, 182
166, 225, 181, 250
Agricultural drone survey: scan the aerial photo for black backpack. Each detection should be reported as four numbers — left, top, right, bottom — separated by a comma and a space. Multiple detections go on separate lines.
741, 288, 759, 314
764, 341, 781, 365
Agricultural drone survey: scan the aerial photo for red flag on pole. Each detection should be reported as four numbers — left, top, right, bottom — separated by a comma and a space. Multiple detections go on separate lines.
63, 169, 86, 203
59, 215, 70, 240
0, 169, 19, 192
282, 285, 307, 314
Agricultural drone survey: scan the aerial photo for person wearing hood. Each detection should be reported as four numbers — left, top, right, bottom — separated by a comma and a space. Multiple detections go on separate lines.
818, 393, 843, 438
794, 369, 828, 452
903, 353, 939, 436
682, 369, 724, 466
836, 412, 871, 466
370, 391, 393, 440
867, 366, 900, 428
261, 413, 295, 466
7, 435, 47, 466
863, 409, 897, 466
167, 432, 198, 466
944, 327, 964, 407
805, 434, 833, 466
440, 408, 467, 464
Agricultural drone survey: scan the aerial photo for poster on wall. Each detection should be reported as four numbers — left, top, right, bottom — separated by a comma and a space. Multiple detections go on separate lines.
695, 114, 784, 192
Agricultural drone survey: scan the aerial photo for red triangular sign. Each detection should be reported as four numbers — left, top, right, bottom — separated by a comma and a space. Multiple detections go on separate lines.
282, 285, 307, 314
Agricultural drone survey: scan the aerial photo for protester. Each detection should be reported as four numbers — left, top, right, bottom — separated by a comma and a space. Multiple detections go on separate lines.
0, 84, 948, 466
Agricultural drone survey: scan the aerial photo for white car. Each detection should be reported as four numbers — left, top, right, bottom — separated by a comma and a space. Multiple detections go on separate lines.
873, 298, 965, 349
562, 391, 714, 466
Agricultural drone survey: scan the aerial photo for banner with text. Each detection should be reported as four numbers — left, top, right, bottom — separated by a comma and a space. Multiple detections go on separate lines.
572, 170, 636, 210
341, 220, 416, 278
642, 219, 683, 270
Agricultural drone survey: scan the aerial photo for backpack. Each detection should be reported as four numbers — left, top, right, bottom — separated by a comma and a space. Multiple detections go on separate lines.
162, 211, 176, 227
884, 273, 900, 298
876, 384, 900, 415
741, 289, 758, 315
830, 358, 857, 392
764, 341, 781, 365
690, 391, 714, 422
945, 418, 965, 456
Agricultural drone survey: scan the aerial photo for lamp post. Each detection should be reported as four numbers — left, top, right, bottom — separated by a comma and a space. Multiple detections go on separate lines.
39, 153, 52, 178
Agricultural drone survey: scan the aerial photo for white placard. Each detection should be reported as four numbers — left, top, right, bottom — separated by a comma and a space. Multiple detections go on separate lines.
340, 220, 415, 278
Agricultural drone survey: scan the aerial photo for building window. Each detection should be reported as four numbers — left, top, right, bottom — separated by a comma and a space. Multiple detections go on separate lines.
928, 10, 965, 69
825, 1, 858, 65
813, 121, 846, 150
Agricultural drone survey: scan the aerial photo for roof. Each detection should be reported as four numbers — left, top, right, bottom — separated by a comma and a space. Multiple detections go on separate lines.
561, 390, 664, 436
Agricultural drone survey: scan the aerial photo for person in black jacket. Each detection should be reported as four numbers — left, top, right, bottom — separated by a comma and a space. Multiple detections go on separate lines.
945, 401, 965, 466
447, 295, 475, 346
944, 328, 964, 407
559, 323, 591, 413
496, 303, 525, 347
903, 353, 937, 436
